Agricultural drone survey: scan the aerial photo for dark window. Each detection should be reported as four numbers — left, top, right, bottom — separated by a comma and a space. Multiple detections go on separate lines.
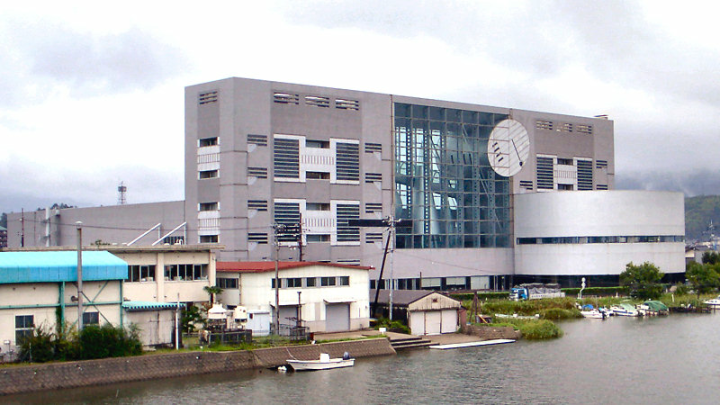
83, 312, 99, 325
306, 140, 329, 149
339, 276, 350, 286
199, 170, 218, 179
199, 202, 218, 211
577, 160, 593, 190
287, 278, 302, 288
15, 315, 34, 344
306, 277, 317, 287
321, 277, 336, 287
536, 157, 554, 189
306, 171, 330, 180
200, 235, 219, 243
199, 137, 218, 147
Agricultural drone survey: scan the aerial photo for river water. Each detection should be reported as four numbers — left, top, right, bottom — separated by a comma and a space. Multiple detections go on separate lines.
4, 313, 720, 404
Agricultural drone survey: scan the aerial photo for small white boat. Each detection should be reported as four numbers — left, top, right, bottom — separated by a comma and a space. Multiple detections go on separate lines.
704, 296, 720, 307
610, 304, 640, 317
581, 309, 606, 319
286, 353, 354, 371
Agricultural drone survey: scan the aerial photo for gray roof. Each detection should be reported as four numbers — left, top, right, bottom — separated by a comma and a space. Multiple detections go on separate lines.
372, 289, 436, 306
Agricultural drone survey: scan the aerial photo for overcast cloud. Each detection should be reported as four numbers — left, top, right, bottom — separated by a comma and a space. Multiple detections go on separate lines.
2, 1, 720, 215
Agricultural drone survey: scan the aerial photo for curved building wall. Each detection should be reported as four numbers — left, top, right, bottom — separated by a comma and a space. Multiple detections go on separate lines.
514, 191, 685, 276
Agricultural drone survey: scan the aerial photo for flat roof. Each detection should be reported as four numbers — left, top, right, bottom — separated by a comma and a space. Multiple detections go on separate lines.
2, 244, 224, 254
0, 251, 128, 284
217, 261, 373, 273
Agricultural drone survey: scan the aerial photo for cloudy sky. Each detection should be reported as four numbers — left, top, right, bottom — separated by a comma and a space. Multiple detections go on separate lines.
2, 1, 720, 214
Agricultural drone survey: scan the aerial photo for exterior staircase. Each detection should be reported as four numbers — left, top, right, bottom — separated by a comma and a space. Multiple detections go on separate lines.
389, 336, 433, 351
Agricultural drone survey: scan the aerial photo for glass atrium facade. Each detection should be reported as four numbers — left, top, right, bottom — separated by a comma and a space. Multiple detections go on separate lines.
394, 103, 511, 249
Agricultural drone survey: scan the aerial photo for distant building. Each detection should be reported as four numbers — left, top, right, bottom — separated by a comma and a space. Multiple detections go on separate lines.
4, 77, 686, 288
0, 226, 7, 248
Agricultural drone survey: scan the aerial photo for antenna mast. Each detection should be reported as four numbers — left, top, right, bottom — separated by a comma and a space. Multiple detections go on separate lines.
117, 182, 127, 205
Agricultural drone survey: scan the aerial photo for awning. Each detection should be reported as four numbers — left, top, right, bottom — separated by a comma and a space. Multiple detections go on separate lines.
0, 251, 127, 284
122, 301, 182, 312
323, 298, 354, 304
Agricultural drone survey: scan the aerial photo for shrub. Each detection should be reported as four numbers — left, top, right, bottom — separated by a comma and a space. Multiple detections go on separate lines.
540, 308, 581, 320
78, 324, 142, 360
375, 318, 411, 334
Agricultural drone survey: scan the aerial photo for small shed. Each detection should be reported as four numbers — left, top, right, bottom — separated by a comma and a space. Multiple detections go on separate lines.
374, 290, 462, 336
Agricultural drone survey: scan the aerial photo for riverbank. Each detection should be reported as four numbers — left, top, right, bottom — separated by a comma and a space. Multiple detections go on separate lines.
0, 338, 395, 396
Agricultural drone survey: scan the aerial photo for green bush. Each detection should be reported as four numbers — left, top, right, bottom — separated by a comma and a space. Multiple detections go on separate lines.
450, 292, 510, 301
18, 323, 142, 363
562, 286, 629, 297
518, 319, 563, 340
78, 324, 142, 360
540, 308, 581, 320
374, 318, 411, 334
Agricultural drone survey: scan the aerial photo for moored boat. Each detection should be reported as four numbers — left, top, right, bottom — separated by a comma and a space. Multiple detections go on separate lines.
610, 303, 640, 317
286, 353, 355, 371
704, 296, 720, 307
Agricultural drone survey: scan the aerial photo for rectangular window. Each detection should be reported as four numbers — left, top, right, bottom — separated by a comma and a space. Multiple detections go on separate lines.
248, 233, 269, 244
199, 202, 219, 211
247, 134, 268, 147
306, 203, 330, 211
274, 201, 302, 243
199, 137, 218, 147
216, 277, 238, 289
307, 234, 330, 242
286, 278, 302, 288
558, 184, 573, 190
365, 143, 382, 153
306, 171, 330, 180
15, 315, 34, 344
365, 203, 383, 213
248, 200, 268, 211
336, 99, 360, 110
339, 276, 350, 286
127, 265, 156, 282
577, 160, 593, 191
83, 312, 99, 325
273, 92, 299, 104
306, 277, 317, 287
274, 137, 301, 179
306, 140, 330, 149
321, 277, 336, 287
198, 90, 218, 105
248, 167, 268, 178
536, 156, 554, 190
557, 158, 574, 166
336, 203, 360, 243
200, 235, 219, 243
365, 173, 382, 183
199, 169, 219, 179
305, 95, 330, 108
335, 142, 360, 182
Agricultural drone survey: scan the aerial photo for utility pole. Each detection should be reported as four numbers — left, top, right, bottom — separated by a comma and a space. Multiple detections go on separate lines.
389, 216, 396, 321
297, 214, 304, 262
76, 221, 83, 332
20, 209, 24, 248
272, 223, 285, 336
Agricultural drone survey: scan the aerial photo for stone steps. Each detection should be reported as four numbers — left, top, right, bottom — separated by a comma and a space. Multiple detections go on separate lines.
390, 336, 433, 351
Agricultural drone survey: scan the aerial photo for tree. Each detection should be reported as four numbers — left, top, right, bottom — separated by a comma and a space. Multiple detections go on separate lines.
181, 305, 206, 334
702, 251, 720, 265
686, 261, 720, 296
619, 261, 664, 300
203, 285, 223, 304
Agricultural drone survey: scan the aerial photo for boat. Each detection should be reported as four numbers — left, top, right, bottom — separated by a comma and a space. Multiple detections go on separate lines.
642, 300, 669, 316
580, 304, 607, 319
286, 353, 354, 371
610, 303, 640, 317
704, 296, 720, 307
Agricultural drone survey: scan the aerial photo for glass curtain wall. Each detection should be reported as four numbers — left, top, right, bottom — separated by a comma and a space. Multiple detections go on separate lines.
394, 103, 511, 249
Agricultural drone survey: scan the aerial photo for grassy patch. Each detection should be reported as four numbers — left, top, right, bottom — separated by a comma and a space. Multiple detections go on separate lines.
487, 318, 563, 340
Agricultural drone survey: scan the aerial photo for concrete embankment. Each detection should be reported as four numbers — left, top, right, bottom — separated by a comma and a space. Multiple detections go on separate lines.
0, 338, 395, 396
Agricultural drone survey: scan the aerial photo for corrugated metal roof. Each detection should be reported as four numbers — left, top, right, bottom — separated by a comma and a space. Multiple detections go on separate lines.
122, 301, 182, 311
217, 261, 373, 273
0, 251, 128, 284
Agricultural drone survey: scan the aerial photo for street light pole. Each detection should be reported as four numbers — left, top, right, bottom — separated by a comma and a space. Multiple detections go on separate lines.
76, 221, 83, 332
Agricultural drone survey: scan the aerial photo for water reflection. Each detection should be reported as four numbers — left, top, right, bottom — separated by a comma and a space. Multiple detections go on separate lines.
4, 315, 720, 404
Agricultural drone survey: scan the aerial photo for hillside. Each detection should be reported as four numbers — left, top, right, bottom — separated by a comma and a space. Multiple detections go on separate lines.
685, 195, 720, 242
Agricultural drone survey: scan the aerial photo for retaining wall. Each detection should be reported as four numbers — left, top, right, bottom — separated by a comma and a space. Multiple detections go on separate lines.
0, 338, 395, 396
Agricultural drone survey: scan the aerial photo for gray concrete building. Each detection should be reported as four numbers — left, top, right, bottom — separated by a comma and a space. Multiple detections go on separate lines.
7, 77, 686, 289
